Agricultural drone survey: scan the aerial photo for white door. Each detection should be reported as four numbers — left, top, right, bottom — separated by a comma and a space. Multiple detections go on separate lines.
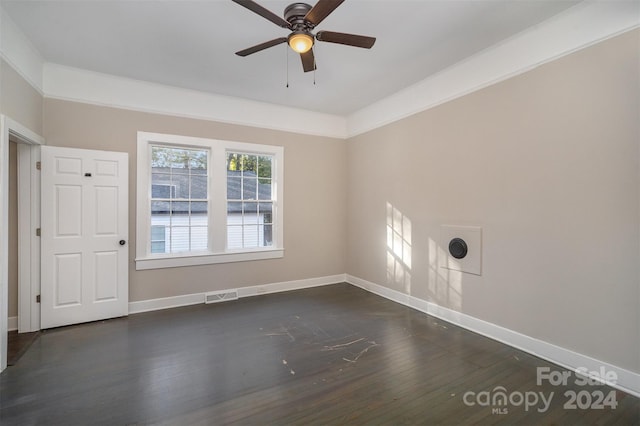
41, 146, 128, 329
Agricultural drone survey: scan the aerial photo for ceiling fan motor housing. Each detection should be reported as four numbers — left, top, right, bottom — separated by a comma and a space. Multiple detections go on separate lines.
285, 3, 313, 29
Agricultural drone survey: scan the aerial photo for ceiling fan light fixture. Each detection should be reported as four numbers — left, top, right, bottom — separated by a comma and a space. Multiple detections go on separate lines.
288, 32, 314, 53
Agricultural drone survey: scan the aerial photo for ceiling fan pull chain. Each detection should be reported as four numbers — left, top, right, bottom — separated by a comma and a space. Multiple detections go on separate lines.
286, 43, 289, 88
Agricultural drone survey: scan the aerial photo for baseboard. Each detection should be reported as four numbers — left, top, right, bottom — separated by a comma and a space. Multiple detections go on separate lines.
345, 274, 640, 398
7, 316, 17, 332
236, 274, 346, 298
128, 292, 206, 315
128, 274, 346, 315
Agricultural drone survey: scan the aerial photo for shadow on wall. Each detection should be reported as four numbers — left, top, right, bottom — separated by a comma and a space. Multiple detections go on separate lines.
386, 202, 412, 294
428, 237, 462, 311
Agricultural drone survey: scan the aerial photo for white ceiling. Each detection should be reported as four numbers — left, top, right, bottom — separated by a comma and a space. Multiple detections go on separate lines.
2, 0, 582, 116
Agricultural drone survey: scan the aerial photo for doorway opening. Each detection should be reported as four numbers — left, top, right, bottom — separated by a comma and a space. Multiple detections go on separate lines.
1, 115, 43, 371
7, 137, 39, 365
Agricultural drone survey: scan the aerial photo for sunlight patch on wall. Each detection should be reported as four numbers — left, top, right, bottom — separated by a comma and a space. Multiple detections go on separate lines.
386, 202, 412, 294
428, 238, 462, 311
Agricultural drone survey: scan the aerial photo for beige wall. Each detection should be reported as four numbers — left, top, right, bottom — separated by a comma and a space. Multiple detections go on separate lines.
43, 100, 347, 302
346, 30, 640, 373
0, 59, 43, 135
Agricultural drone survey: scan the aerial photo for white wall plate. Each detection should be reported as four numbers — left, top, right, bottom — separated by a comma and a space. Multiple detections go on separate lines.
440, 225, 482, 276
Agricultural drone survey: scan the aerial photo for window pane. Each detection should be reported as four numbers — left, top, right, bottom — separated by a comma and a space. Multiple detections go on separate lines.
227, 175, 241, 200
171, 201, 189, 215
189, 151, 207, 172
169, 149, 190, 174
258, 179, 271, 200
227, 202, 242, 216
190, 175, 208, 200
151, 241, 166, 253
151, 147, 172, 168
152, 184, 173, 199
151, 173, 173, 197
241, 154, 257, 173
190, 226, 208, 250
227, 153, 238, 171
258, 156, 272, 179
243, 225, 259, 247
190, 201, 208, 217
151, 200, 170, 215
242, 177, 257, 200
227, 225, 242, 249
243, 202, 258, 216
151, 225, 165, 240
259, 203, 273, 224
170, 226, 190, 252
151, 223, 167, 254
262, 225, 273, 247
170, 175, 189, 199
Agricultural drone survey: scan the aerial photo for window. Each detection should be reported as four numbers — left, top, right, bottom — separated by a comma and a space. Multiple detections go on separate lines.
136, 132, 284, 270
151, 146, 209, 254
226, 152, 274, 249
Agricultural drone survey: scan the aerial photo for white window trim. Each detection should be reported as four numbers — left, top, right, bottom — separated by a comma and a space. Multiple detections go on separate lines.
136, 131, 284, 270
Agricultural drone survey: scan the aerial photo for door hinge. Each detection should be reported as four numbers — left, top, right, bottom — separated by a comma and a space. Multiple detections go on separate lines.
36, 161, 41, 170
36, 228, 41, 237
36, 295, 41, 303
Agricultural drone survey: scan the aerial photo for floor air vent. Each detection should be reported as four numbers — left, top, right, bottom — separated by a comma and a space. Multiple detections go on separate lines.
204, 290, 239, 304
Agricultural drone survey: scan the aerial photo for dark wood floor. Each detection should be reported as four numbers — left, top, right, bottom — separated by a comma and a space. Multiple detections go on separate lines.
7, 330, 40, 366
1, 283, 638, 425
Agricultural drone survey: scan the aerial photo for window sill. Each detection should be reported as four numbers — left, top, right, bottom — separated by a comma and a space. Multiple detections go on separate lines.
135, 248, 284, 270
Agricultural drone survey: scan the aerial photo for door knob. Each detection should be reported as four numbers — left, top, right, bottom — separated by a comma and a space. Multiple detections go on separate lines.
119, 240, 126, 246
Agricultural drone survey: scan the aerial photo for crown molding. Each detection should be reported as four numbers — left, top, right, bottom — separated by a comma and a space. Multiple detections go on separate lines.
346, 1, 640, 138
0, 7, 44, 94
43, 63, 347, 139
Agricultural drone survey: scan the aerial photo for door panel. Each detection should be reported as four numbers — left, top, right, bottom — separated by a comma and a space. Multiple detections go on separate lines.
54, 253, 82, 306
55, 185, 82, 236
41, 146, 128, 329
94, 251, 118, 301
95, 186, 118, 235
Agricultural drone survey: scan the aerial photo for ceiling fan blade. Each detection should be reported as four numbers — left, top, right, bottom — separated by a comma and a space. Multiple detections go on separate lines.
235, 37, 288, 57
304, 0, 345, 26
232, 0, 291, 29
316, 31, 376, 49
300, 49, 316, 73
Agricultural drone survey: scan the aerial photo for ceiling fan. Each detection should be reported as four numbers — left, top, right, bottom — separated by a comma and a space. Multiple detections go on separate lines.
232, 0, 376, 72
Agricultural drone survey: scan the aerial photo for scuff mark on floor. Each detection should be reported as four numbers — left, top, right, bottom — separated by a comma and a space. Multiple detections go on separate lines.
342, 341, 379, 363
282, 359, 295, 375
312, 324, 331, 338
265, 325, 296, 342
322, 337, 365, 351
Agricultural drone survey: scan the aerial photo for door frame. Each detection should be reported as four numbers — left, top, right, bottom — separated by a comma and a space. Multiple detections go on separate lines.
0, 115, 43, 372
